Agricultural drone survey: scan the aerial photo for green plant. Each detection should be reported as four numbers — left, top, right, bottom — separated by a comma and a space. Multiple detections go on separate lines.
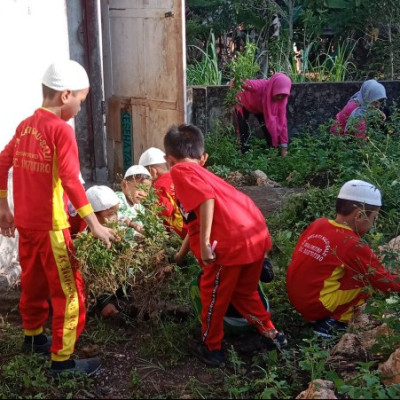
253, 351, 294, 399
0, 353, 90, 399
298, 337, 331, 381
225, 346, 251, 398
187, 31, 222, 86
130, 368, 142, 389
335, 362, 400, 399
224, 39, 260, 107
81, 315, 124, 345
138, 319, 191, 366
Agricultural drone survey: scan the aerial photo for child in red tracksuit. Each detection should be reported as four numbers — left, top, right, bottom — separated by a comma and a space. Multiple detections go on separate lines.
287, 180, 400, 338
139, 147, 187, 239
164, 124, 287, 367
0, 60, 118, 377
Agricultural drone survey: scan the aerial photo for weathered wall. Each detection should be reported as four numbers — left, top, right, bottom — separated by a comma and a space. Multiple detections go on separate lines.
187, 81, 400, 138
0, 0, 70, 152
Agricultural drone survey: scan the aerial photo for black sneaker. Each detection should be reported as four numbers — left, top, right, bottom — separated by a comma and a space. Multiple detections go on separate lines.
189, 342, 225, 368
22, 335, 52, 354
313, 317, 347, 338
260, 258, 274, 283
50, 357, 101, 377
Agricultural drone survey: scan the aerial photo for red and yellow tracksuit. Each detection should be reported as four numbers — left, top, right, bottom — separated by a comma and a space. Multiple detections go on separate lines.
153, 172, 187, 239
287, 218, 400, 322
171, 162, 275, 351
0, 108, 94, 361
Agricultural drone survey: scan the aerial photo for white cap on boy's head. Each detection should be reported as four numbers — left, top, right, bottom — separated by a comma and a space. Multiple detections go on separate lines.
337, 180, 382, 206
86, 185, 120, 212
42, 60, 90, 91
124, 165, 151, 179
138, 147, 166, 167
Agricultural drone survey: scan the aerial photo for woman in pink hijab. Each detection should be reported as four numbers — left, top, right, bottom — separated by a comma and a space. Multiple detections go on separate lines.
234, 73, 292, 156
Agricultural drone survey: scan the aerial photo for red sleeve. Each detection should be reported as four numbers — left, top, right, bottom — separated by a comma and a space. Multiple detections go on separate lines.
55, 125, 91, 217
155, 187, 175, 217
171, 165, 214, 211
350, 243, 400, 292
0, 136, 16, 197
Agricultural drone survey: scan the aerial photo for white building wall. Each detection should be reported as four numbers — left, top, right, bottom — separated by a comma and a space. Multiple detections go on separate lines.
0, 0, 70, 151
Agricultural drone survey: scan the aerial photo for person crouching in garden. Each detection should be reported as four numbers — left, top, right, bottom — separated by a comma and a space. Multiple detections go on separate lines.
233, 72, 292, 156
330, 79, 387, 138
286, 180, 400, 338
115, 165, 152, 239
86, 185, 124, 320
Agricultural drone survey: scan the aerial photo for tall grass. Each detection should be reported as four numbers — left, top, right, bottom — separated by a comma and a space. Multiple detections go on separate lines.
287, 39, 357, 82
187, 32, 222, 86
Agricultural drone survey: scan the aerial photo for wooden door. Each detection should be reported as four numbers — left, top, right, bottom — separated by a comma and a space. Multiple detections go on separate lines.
101, 0, 186, 176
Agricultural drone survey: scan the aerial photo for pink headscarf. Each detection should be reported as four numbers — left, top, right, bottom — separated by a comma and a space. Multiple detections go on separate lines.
236, 73, 292, 147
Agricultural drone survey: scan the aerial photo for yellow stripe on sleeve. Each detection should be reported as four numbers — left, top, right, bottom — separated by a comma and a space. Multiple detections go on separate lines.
0, 190, 8, 198
77, 203, 94, 218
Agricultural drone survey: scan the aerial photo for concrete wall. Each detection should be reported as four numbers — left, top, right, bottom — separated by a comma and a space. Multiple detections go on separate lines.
187, 81, 400, 138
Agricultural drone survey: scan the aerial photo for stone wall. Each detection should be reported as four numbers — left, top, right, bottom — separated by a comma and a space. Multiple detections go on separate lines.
187, 81, 400, 138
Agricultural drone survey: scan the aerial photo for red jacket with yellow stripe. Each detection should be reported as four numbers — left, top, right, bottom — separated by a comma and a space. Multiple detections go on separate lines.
0, 108, 93, 231
286, 218, 400, 321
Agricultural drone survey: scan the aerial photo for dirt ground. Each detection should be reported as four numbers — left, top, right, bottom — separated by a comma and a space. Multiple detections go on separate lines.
0, 186, 302, 398
1, 282, 281, 399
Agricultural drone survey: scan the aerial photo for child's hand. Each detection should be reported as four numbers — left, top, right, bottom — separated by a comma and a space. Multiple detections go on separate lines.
92, 225, 120, 249
0, 199, 15, 237
201, 243, 216, 265
174, 251, 186, 265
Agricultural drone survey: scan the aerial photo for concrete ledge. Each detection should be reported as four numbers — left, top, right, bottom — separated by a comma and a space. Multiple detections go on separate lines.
238, 186, 305, 217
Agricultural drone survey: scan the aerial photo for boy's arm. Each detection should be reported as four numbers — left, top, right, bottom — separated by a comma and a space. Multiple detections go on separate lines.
348, 243, 400, 291
56, 125, 94, 211
0, 198, 15, 237
174, 234, 190, 265
0, 137, 16, 237
156, 189, 175, 217
83, 213, 119, 249
199, 199, 215, 265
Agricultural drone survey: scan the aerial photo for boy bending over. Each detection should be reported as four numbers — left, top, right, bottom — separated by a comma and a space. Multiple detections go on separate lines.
139, 147, 187, 239
164, 124, 287, 367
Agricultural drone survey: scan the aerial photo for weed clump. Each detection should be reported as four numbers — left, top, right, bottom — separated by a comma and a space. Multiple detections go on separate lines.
74, 187, 179, 320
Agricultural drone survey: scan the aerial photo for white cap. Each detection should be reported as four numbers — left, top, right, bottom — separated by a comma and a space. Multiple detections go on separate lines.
124, 165, 151, 179
337, 180, 382, 206
42, 60, 89, 91
138, 147, 166, 167
86, 185, 120, 212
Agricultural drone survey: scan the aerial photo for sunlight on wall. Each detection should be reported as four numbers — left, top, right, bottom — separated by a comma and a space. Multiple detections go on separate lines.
0, 0, 70, 151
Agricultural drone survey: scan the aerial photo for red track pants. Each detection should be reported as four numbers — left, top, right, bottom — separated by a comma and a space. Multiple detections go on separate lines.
18, 228, 86, 361
200, 258, 275, 351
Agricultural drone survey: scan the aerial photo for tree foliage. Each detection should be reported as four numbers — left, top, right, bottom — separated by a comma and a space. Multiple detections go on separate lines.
186, 0, 400, 82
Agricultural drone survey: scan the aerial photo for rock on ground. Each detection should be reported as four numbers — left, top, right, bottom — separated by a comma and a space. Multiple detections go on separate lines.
379, 348, 400, 385
327, 333, 370, 379
296, 379, 337, 399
